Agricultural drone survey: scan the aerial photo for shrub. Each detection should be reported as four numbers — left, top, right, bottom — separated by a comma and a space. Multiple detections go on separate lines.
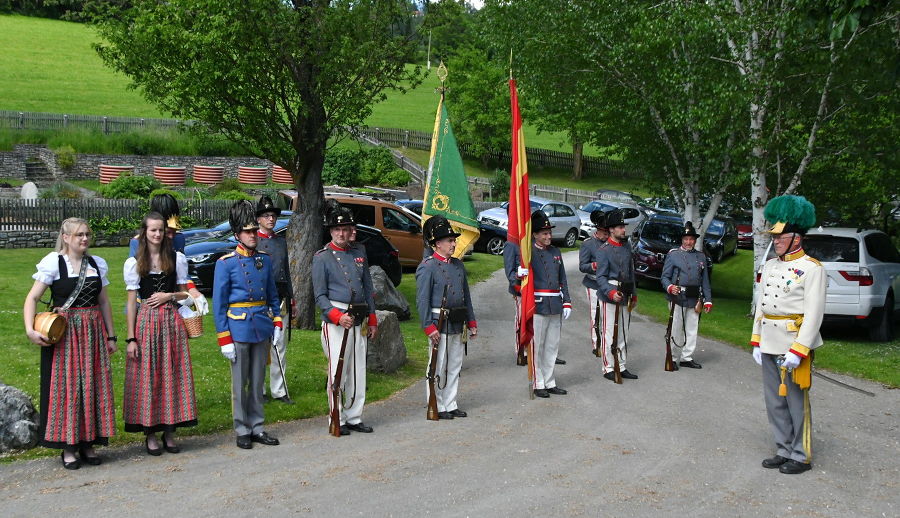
88, 214, 142, 237
213, 190, 253, 201
490, 168, 510, 201
99, 173, 162, 199
322, 148, 363, 186
210, 177, 243, 195
39, 182, 82, 199
358, 147, 398, 185
54, 145, 76, 170
377, 168, 411, 187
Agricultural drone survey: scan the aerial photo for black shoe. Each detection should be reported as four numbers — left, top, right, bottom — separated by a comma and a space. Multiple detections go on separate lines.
555, 358, 566, 365
516, 354, 527, 366
61, 450, 81, 470
762, 455, 790, 469
547, 387, 568, 395
275, 396, 295, 405
592, 348, 602, 358
779, 460, 812, 474
603, 372, 617, 381
236, 435, 253, 449
250, 432, 280, 446
263, 394, 272, 403
670, 361, 679, 371
162, 434, 181, 454
145, 435, 163, 456
449, 409, 467, 418
679, 360, 702, 369
533, 388, 550, 398
620, 370, 638, 379
345, 422, 373, 433
338, 425, 352, 435
437, 411, 454, 420
79, 447, 102, 465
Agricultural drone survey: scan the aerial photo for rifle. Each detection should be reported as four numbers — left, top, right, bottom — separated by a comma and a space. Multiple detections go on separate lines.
329, 325, 351, 437
593, 293, 602, 357
610, 301, 623, 384
426, 285, 449, 421
664, 299, 676, 372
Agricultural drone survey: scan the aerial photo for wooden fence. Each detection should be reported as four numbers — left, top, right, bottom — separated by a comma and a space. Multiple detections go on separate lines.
0, 110, 185, 134
466, 177, 595, 206
0, 198, 233, 231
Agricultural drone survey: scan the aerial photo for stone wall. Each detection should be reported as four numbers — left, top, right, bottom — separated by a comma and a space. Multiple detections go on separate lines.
0, 229, 133, 249
0, 151, 25, 179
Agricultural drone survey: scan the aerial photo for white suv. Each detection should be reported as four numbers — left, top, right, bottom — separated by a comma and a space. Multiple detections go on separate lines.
755, 227, 900, 341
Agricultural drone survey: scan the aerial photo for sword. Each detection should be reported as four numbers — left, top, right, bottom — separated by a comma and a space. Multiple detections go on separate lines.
813, 369, 876, 397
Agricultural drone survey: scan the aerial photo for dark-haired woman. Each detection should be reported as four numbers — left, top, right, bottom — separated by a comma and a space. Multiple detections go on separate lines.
123, 212, 198, 455
23, 217, 117, 469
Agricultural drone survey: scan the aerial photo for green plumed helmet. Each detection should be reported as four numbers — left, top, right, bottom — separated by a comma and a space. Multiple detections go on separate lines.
763, 195, 816, 235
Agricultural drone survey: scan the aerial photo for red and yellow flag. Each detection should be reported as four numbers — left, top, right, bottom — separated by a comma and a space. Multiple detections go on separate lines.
508, 79, 535, 364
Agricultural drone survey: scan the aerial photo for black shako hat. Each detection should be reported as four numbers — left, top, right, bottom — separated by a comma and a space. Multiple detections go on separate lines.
424, 215, 461, 245
322, 199, 356, 228
590, 209, 606, 227
151, 192, 182, 230
531, 210, 554, 232
255, 195, 281, 217
229, 200, 260, 234
680, 221, 700, 238
604, 209, 626, 228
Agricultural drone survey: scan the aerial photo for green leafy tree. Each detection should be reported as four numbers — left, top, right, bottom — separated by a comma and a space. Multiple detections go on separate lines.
93, 0, 420, 327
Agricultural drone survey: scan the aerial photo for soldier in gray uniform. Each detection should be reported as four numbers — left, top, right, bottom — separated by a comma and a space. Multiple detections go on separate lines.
660, 221, 712, 370
312, 200, 378, 435
520, 210, 572, 397
594, 209, 639, 381
415, 216, 477, 419
579, 210, 610, 358
255, 195, 295, 404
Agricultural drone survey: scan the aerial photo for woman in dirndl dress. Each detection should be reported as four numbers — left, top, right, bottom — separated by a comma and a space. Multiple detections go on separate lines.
23, 218, 117, 470
123, 212, 198, 455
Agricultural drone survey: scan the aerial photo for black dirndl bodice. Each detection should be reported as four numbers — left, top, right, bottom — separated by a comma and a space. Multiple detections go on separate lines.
50, 255, 102, 308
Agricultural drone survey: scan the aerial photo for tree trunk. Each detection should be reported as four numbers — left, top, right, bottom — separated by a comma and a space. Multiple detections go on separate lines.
287, 148, 326, 330
571, 139, 584, 180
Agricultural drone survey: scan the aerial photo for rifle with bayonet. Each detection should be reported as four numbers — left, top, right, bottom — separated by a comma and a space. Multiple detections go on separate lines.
610, 301, 623, 384
593, 295, 602, 358
426, 285, 449, 420
664, 276, 679, 372
329, 323, 351, 437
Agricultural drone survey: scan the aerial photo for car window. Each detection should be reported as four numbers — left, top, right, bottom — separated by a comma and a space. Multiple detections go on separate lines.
707, 220, 725, 235
555, 204, 575, 217
621, 208, 640, 220
542, 205, 555, 217
343, 203, 376, 226
383, 207, 417, 232
582, 201, 612, 212
865, 233, 900, 263
803, 235, 859, 262
642, 222, 681, 245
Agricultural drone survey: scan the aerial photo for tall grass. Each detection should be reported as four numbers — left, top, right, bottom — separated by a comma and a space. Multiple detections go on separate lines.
0, 127, 246, 156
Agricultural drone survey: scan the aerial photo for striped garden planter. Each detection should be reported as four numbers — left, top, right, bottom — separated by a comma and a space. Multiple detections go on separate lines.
99, 164, 134, 184
238, 166, 268, 185
272, 165, 292, 185
192, 165, 225, 185
153, 165, 186, 186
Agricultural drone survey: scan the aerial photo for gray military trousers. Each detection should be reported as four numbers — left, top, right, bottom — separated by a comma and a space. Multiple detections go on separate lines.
761, 352, 812, 463
231, 339, 270, 436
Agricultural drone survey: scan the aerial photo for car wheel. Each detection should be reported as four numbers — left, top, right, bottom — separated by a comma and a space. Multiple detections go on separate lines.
712, 248, 723, 263
564, 228, 578, 248
868, 293, 895, 342
486, 236, 505, 256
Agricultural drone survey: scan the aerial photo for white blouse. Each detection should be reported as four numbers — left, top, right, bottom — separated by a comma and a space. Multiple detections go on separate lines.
32, 252, 110, 287
123, 252, 190, 291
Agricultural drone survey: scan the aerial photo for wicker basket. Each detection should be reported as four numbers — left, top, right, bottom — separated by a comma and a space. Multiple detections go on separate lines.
183, 315, 203, 338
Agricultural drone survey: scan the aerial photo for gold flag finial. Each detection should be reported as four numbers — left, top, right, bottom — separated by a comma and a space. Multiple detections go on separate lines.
436, 61, 448, 84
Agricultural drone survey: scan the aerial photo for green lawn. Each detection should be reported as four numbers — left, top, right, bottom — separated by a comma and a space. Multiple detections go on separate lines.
636, 250, 900, 387
0, 245, 502, 461
0, 14, 600, 155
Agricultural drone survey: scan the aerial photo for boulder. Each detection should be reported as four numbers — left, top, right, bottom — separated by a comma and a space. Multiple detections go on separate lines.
0, 383, 40, 452
370, 265, 411, 320
20, 182, 39, 200
366, 310, 407, 374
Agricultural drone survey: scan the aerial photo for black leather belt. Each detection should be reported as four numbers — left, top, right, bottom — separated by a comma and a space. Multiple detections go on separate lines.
682, 285, 701, 298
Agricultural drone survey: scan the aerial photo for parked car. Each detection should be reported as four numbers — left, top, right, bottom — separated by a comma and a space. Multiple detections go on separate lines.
182, 210, 295, 243
578, 200, 645, 239
754, 227, 900, 341
595, 189, 646, 206
395, 199, 423, 215
631, 214, 714, 284
185, 217, 402, 293
734, 214, 753, 249
474, 221, 507, 256
704, 217, 739, 263
278, 190, 424, 268
477, 196, 582, 248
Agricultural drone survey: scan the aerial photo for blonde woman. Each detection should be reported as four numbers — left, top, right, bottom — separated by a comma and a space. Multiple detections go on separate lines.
23, 218, 117, 470
123, 212, 197, 455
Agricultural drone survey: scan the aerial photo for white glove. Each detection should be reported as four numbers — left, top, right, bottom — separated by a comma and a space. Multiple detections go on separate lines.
273, 327, 284, 347
516, 266, 529, 278
562, 307, 572, 320
178, 295, 195, 307
220, 343, 236, 363
193, 295, 210, 316
782, 351, 801, 370
752, 347, 762, 365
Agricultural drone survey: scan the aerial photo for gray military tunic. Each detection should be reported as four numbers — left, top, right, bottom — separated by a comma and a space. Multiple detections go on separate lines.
257, 231, 293, 301
579, 236, 608, 290
312, 242, 376, 322
415, 254, 476, 335
660, 247, 712, 308
531, 243, 571, 314
595, 239, 636, 304
502, 241, 521, 296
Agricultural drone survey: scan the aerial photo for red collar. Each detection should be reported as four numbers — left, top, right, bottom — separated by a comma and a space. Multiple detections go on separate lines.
257, 229, 274, 239
607, 238, 623, 247
534, 242, 548, 250
235, 244, 256, 257
328, 242, 348, 252
432, 252, 450, 263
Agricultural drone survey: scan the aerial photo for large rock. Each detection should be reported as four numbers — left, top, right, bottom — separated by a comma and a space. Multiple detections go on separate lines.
366, 310, 407, 374
20, 182, 39, 200
0, 383, 40, 452
370, 265, 411, 320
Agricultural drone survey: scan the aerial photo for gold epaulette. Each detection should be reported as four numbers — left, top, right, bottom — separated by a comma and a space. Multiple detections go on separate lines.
805, 255, 822, 266
218, 252, 235, 261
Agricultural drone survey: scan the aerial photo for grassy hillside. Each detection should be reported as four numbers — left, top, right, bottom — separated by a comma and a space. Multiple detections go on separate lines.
0, 14, 597, 154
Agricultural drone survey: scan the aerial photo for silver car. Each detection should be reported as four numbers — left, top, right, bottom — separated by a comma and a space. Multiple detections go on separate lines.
477, 196, 582, 248
578, 199, 646, 238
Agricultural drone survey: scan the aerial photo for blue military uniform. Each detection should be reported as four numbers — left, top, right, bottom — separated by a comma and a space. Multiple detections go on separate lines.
661, 236, 712, 366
